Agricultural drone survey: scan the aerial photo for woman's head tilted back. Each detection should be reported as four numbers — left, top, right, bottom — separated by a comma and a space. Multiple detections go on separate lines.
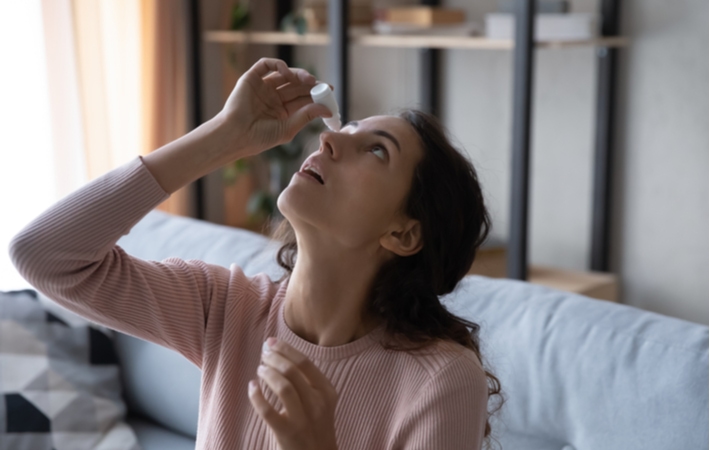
274, 109, 503, 447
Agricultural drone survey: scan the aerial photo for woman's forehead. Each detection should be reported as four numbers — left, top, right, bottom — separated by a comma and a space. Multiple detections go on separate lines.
357, 115, 407, 132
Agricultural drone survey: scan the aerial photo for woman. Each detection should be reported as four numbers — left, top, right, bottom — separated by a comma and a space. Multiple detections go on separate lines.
10, 58, 503, 450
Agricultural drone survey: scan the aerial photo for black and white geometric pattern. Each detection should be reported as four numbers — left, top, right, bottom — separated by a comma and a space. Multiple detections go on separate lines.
0, 289, 141, 450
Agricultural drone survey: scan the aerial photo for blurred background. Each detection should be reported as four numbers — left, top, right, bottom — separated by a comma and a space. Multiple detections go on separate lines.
0, 0, 707, 325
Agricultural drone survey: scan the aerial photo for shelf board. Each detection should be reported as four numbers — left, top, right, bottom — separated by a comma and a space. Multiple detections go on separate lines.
204, 30, 629, 50
206, 30, 330, 46
468, 247, 619, 302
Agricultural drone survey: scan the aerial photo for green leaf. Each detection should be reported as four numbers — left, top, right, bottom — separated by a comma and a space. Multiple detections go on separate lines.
233, 158, 250, 173
222, 158, 251, 185
230, 4, 250, 30
247, 190, 276, 218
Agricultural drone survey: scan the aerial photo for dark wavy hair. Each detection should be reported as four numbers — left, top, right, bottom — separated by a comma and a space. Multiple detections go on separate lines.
271, 109, 504, 449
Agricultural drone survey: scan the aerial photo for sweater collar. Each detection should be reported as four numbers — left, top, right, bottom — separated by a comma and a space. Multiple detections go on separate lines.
274, 278, 387, 361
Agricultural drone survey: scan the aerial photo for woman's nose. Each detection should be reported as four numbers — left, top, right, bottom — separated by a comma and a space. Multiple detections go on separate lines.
318, 130, 341, 160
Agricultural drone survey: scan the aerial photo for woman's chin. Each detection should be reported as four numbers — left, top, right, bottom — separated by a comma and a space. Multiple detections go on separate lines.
278, 186, 341, 237
277, 186, 317, 226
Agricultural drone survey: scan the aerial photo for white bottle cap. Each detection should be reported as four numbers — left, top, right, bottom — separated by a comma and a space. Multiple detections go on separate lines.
310, 83, 341, 131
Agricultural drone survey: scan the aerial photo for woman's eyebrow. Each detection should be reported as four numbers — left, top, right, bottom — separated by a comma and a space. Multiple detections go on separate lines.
372, 130, 401, 154
343, 121, 401, 153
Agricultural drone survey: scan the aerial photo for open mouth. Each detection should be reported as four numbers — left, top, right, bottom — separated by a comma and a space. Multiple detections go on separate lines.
302, 168, 324, 185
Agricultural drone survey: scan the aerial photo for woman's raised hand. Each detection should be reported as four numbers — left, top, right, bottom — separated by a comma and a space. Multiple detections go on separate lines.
141, 58, 330, 194
221, 58, 332, 158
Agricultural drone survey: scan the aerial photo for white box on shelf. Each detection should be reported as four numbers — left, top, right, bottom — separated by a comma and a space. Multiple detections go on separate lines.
372, 20, 482, 36
485, 13, 598, 41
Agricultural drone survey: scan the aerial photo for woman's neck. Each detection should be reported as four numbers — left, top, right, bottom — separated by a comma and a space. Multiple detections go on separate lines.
283, 245, 384, 347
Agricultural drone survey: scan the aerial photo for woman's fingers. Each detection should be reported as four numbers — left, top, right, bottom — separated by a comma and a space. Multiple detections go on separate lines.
286, 102, 332, 135
219, 57, 328, 155
261, 351, 314, 413
248, 380, 289, 433
249, 57, 296, 82
256, 364, 307, 420
283, 94, 316, 115
277, 83, 316, 105
263, 69, 318, 104
265, 339, 338, 398
264, 68, 316, 89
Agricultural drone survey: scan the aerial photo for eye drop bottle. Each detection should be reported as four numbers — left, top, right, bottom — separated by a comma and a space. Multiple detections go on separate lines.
310, 83, 341, 131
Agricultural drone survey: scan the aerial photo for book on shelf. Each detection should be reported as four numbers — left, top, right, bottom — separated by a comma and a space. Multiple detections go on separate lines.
301, 0, 373, 32
374, 6, 466, 27
485, 13, 598, 41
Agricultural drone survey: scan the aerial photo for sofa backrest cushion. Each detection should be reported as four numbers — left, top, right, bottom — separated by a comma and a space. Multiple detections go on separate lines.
443, 275, 709, 450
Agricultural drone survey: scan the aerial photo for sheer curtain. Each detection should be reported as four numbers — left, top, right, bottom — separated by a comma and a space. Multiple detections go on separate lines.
70, 0, 144, 180
140, 0, 194, 217
1, 0, 193, 290
72, 0, 194, 215
0, 1, 66, 290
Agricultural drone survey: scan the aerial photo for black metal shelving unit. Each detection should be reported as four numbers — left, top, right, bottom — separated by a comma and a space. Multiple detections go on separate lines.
190, 0, 623, 280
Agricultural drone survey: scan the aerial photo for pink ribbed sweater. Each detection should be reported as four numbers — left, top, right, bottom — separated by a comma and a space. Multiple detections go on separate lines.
9, 156, 488, 450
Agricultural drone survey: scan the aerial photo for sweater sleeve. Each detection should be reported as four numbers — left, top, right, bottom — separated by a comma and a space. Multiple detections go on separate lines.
394, 354, 489, 450
8, 156, 231, 369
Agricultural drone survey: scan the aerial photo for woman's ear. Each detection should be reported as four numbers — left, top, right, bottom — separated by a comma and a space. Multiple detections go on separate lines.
380, 219, 423, 257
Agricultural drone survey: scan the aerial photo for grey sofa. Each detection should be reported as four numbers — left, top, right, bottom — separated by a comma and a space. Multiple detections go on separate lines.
115, 210, 709, 450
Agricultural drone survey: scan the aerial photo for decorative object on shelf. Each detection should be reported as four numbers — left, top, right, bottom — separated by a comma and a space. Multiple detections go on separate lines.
300, 0, 373, 32
372, 21, 481, 36
371, 6, 476, 36
485, 12, 598, 41
280, 11, 309, 35
497, 0, 570, 14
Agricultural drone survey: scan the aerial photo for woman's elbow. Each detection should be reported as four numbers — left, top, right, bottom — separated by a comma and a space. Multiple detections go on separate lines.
8, 229, 71, 292
8, 229, 36, 278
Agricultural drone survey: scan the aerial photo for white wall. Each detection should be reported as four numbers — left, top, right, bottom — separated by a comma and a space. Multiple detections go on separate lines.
610, 0, 708, 324
202, 0, 709, 325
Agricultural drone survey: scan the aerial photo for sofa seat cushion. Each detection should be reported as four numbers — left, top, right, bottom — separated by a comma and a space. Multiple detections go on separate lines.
114, 332, 201, 439
497, 431, 572, 450
126, 415, 195, 450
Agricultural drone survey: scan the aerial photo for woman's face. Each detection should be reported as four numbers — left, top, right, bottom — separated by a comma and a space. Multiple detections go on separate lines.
278, 115, 424, 251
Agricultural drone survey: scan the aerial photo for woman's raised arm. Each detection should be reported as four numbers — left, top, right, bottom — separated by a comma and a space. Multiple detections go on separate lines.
9, 58, 329, 368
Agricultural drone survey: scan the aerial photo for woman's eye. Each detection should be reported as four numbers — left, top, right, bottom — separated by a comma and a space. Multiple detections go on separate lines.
371, 146, 387, 160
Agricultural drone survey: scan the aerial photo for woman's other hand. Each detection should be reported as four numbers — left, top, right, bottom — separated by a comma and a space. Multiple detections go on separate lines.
222, 58, 332, 158
249, 337, 339, 450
